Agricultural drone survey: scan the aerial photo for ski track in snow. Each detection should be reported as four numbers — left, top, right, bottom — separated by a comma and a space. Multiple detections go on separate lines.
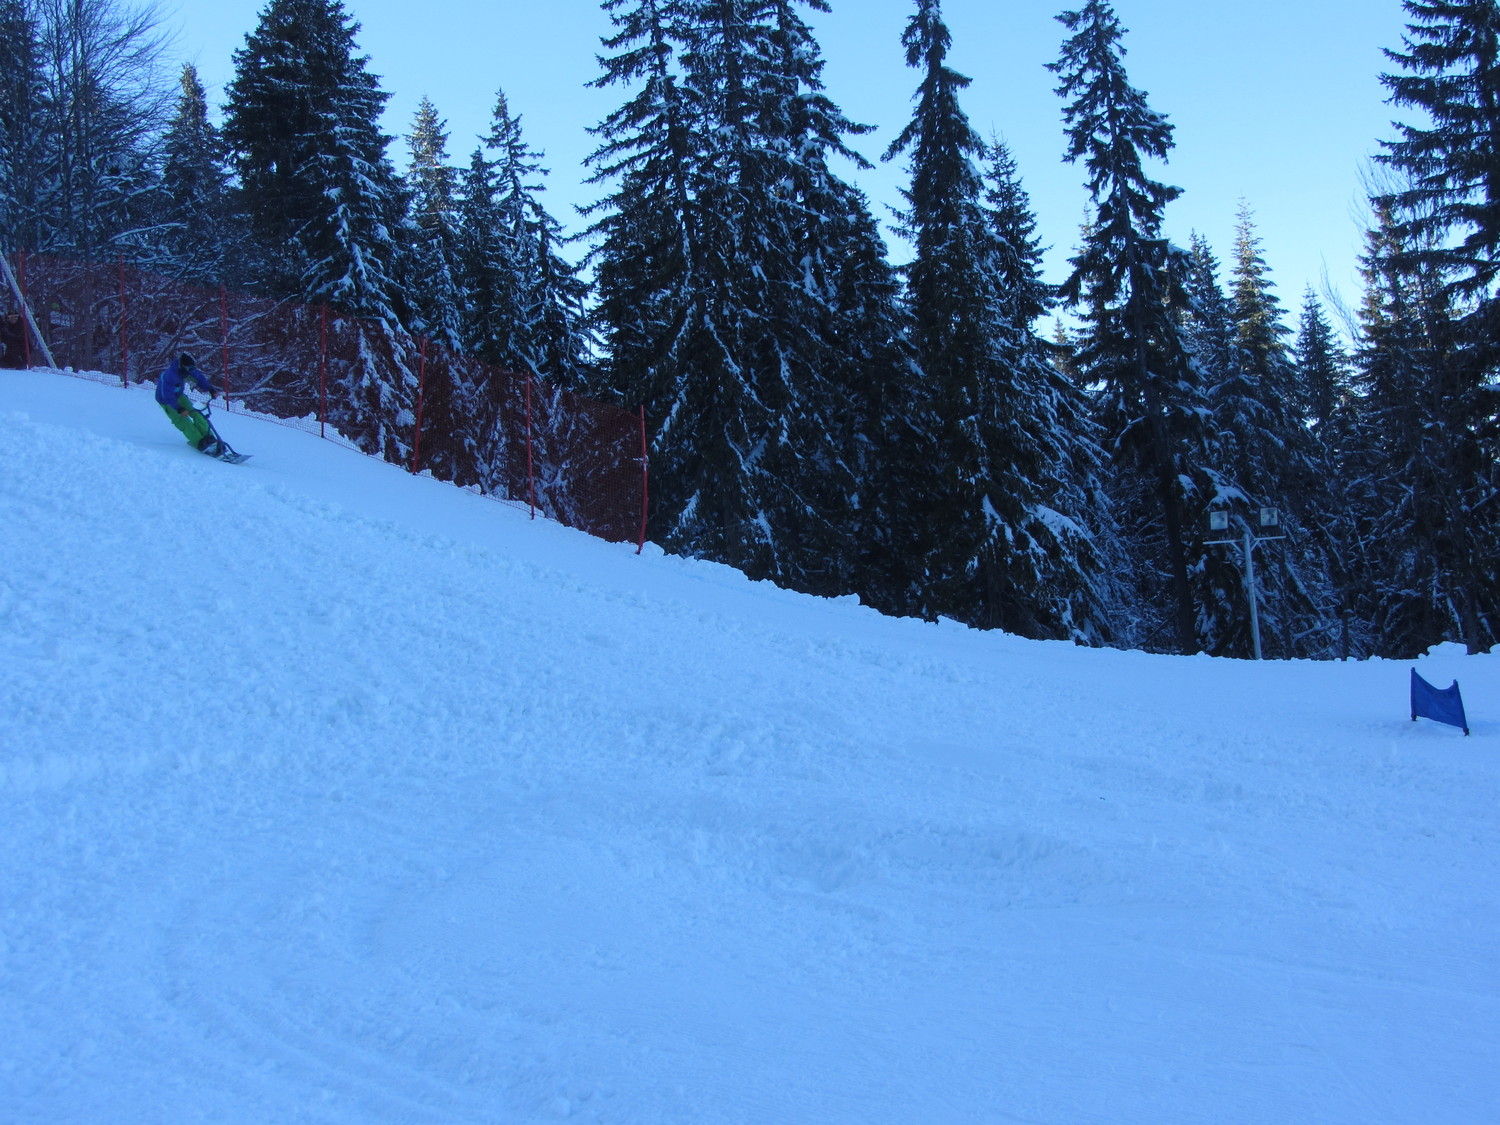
1, 369, 1497, 1124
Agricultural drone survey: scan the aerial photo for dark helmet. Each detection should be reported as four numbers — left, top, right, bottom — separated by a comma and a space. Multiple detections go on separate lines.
179, 353, 196, 370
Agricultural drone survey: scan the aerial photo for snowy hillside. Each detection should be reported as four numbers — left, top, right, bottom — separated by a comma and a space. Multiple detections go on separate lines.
2, 368, 1496, 1124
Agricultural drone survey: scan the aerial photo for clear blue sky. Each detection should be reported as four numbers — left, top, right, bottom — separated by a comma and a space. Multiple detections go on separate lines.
172, 0, 1413, 329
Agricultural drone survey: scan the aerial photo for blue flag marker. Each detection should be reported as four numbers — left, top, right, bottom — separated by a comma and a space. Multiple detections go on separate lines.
1411, 669, 1470, 735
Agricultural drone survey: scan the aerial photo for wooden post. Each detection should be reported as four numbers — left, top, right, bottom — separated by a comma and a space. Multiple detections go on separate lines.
525, 373, 535, 519
18, 252, 28, 368
319, 303, 329, 440
638, 405, 649, 555
117, 256, 128, 386
411, 335, 428, 475
220, 285, 230, 408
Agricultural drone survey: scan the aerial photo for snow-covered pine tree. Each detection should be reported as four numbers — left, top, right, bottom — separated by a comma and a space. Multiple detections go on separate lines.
820, 181, 927, 617
1294, 286, 1353, 436
450, 93, 589, 500
455, 145, 509, 365
1381, 0, 1500, 301
1049, 0, 1218, 654
981, 138, 1116, 643
582, 0, 698, 414
880, 0, 990, 625
716, 0, 900, 598
883, 0, 1110, 639
1351, 201, 1449, 654
653, 0, 815, 581
1174, 212, 1332, 658
1181, 235, 1243, 403
402, 97, 464, 352
223, 0, 406, 325
456, 90, 588, 388
1351, 198, 1487, 656
585, 0, 756, 567
224, 0, 414, 464
0, 0, 46, 253
447, 145, 515, 494
1226, 205, 1342, 657
1231, 204, 1295, 404
484, 90, 590, 386
397, 97, 489, 488
1376, 0, 1500, 653
587, 0, 896, 595
1292, 286, 1370, 657
1174, 235, 1255, 655
159, 63, 236, 282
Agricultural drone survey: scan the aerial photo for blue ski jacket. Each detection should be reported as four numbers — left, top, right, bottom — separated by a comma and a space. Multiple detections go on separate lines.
155, 357, 211, 407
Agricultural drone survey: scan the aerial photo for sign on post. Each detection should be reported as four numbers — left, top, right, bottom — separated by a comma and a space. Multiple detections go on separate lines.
1206, 506, 1288, 660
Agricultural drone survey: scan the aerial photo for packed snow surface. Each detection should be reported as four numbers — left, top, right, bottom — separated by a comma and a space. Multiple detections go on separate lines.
2, 368, 1496, 1124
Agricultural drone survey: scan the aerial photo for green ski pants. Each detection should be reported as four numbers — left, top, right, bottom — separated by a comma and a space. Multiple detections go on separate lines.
162, 395, 213, 449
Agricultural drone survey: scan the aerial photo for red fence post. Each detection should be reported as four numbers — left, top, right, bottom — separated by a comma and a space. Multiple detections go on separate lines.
411, 335, 428, 475
319, 303, 329, 440
219, 285, 230, 409
18, 252, 29, 369
117, 256, 128, 386
638, 405, 649, 555
525, 373, 535, 519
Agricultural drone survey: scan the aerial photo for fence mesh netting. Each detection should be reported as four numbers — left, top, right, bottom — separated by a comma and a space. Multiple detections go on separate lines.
1, 253, 646, 547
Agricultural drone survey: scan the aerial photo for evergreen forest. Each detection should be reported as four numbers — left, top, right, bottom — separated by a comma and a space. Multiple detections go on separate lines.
1, 0, 1494, 659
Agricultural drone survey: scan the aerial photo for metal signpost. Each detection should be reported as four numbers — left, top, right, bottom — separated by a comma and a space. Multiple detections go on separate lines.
1207, 507, 1286, 660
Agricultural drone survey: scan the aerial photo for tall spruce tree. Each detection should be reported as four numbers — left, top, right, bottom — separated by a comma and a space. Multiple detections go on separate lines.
721, 0, 904, 597
445, 145, 520, 493
455, 91, 588, 385
882, 0, 993, 624
1349, 199, 1474, 655
1293, 286, 1370, 657
399, 97, 482, 489
1377, 0, 1500, 652
1381, 0, 1500, 299
1180, 234, 1242, 404
455, 144, 510, 362
1050, 0, 1218, 654
0, 0, 45, 252
450, 120, 576, 509
160, 63, 235, 281
482, 89, 589, 385
225, 0, 416, 469
587, 0, 777, 576
1226, 205, 1338, 657
1231, 203, 1295, 399
583, 0, 698, 411
883, 0, 1110, 640
981, 139, 1116, 642
659, 0, 824, 581
1294, 286, 1353, 435
824, 187, 927, 616
223, 0, 406, 325
1177, 234, 1266, 655
448, 92, 591, 500
403, 97, 464, 350
586, 0, 898, 595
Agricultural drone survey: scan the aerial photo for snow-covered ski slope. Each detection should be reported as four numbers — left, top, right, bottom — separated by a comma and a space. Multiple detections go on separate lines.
2, 368, 1496, 1125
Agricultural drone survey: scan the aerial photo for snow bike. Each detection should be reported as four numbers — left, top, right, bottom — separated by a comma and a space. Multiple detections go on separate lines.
190, 390, 251, 464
